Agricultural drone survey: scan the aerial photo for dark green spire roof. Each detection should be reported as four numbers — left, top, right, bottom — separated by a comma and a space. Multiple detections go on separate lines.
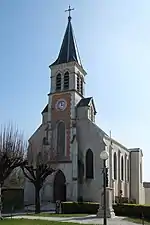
50, 16, 80, 67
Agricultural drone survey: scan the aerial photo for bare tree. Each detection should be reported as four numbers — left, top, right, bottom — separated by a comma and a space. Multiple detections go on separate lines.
21, 144, 56, 214
0, 124, 26, 218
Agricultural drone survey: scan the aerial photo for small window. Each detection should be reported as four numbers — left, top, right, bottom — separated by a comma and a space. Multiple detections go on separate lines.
127, 159, 129, 181
43, 137, 48, 145
56, 73, 61, 90
121, 156, 124, 181
140, 163, 142, 183
77, 75, 80, 92
64, 72, 69, 90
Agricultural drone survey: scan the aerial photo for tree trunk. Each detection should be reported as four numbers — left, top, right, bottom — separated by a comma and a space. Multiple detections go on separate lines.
35, 186, 40, 214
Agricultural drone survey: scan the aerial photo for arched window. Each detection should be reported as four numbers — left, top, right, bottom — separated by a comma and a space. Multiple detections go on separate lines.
64, 72, 69, 89
140, 163, 142, 183
77, 74, 80, 92
86, 149, 94, 179
121, 156, 124, 181
127, 159, 129, 181
57, 121, 65, 157
113, 152, 117, 180
56, 73, 61, 90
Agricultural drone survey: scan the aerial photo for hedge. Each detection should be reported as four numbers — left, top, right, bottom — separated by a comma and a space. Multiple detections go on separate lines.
61, 202, 99, 214
115, 196, 136, 204
61, 202, 150, 220
113, 204, 150, 220
2, 188, 24, 213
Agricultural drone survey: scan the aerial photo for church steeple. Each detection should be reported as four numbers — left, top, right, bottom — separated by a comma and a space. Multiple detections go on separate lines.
49, 6, 86, 96
50, 6, 81, 67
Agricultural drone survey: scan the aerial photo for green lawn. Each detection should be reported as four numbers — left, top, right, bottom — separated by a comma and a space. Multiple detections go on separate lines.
0, 219, 92, 225
124, 217, 150, 224
29, 213, 89, 217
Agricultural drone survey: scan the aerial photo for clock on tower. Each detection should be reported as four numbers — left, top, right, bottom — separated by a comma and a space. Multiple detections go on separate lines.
55, 99, 67, 111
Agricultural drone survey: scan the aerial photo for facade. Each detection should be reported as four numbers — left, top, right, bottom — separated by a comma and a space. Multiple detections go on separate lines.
24, 13, 145, 205
143, 182, 150, 205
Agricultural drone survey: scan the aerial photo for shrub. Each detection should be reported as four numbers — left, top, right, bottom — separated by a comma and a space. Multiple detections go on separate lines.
129, 199, 136, 204
113, 204, 150, 220
62, 202, 150, 220
61, 202, 99, 214
2, 188, 24, 213
115, 196, 129, 204
77, 196, 83, 203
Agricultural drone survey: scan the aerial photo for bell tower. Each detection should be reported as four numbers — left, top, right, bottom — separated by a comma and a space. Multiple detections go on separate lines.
49, 7, 86, 97
48, 6, 86, 161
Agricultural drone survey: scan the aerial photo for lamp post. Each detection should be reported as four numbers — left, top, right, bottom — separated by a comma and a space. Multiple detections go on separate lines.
100, 150, 109, 225
0, 184, 2, 220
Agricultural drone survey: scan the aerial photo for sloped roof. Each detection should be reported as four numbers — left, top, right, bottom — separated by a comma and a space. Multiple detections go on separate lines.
50, 16, 80, 67
77, 97, 97, 114
41, 104, 48, 114
77, 97, 92, 107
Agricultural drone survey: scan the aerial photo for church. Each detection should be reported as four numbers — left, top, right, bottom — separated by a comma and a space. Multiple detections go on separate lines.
24, 10, 145, 206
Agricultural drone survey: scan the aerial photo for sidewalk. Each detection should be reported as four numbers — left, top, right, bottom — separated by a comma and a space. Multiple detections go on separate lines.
24, 202, 55, 212
8, 214, 141, 225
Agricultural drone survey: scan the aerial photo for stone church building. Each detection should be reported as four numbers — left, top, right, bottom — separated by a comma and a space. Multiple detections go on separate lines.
24, 13, 145, 205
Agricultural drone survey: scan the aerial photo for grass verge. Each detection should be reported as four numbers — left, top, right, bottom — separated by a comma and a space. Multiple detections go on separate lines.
0, 218, 94, 225
124, 217, 150, 224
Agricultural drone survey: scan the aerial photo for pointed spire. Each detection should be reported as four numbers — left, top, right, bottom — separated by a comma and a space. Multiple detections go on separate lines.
50, 6, 81, 67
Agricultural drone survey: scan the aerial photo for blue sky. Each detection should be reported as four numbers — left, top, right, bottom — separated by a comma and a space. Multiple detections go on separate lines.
0, 0, 150, 181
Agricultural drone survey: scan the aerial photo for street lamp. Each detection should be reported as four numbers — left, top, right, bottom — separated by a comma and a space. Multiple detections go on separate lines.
100, 150, 109, 225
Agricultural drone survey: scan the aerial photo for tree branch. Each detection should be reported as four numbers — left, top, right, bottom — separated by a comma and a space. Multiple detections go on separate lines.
22, 167, 35, 183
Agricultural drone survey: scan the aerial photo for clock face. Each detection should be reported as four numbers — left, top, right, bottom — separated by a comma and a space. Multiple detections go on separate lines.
55, 99, 67, 111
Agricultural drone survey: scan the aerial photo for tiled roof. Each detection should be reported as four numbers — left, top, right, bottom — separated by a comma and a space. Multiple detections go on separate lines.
50, 17, 80, 67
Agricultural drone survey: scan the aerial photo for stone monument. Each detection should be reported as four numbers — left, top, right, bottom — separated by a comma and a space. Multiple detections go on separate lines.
97, 187, 115, 218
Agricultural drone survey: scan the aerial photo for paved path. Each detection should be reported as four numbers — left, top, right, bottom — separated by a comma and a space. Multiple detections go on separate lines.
24, 202, 55, 212
9, 215, 141, 225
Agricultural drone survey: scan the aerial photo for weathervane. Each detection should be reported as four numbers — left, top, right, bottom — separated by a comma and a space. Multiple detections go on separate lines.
65, 5, 74, 20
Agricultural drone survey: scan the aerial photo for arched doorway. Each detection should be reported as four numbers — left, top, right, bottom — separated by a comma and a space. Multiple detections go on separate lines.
53, 170, 66, 202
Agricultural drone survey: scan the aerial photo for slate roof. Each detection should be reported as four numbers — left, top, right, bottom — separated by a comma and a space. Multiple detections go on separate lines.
77, 97, 97, 114
41, 104, 48, 114
77, 97, 92, 107
50, 17, 80, 67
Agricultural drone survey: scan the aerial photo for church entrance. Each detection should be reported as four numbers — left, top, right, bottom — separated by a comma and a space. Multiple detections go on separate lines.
53, 170, 66, 202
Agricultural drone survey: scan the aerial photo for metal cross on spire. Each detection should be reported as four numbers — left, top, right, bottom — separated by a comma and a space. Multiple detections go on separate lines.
65, 5, 74, 21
